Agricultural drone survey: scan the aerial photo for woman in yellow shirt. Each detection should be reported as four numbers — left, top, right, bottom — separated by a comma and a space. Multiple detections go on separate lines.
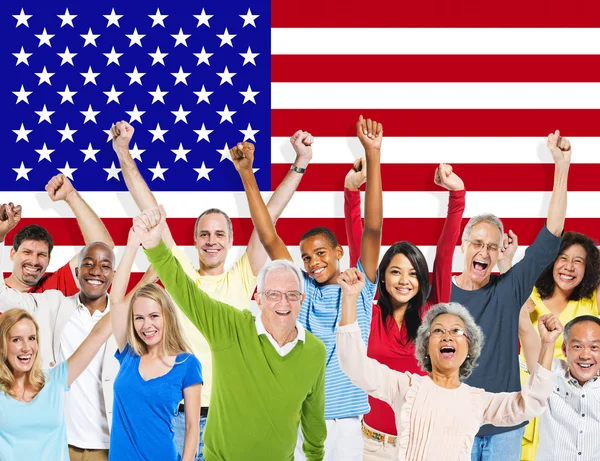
518, 231, 600, 461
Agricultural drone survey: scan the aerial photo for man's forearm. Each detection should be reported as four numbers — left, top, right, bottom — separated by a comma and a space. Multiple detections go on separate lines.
65, 191, 114, 247
115, 148, 159, 211
546, 164, 569, 236
265, 165, 305, 222
537, 342, 555, 371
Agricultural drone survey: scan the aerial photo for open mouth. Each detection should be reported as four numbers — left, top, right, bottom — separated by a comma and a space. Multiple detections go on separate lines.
85, 279, 104, 286
472, 261, 489, 274
23, 266, 41, 276
440, 346, 456, 359
275, 310, 291, 316
311, 267, 325, 277
203, 249, 220, 255
17, 354, 32, 364
577, 363, 593, 370
559, 274, 576, 282
142, 331, 157, 339
394, 286, 411, 295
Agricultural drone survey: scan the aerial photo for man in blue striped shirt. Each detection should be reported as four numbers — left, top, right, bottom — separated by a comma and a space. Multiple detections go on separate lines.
232, 116, 383, 460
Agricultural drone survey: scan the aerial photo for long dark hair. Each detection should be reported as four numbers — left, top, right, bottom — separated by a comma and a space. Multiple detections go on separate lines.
536, 232, 600, 301
377, 241, 430, 343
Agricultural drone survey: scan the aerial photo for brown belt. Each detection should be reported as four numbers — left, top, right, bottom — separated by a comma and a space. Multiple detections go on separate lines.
361, 420, 397, 445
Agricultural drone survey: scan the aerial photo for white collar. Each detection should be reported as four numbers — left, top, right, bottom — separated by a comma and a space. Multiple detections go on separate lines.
255, 314, 305, 343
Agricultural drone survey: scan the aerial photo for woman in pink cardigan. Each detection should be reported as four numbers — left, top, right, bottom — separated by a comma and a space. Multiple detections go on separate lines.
336, 268, 560, 461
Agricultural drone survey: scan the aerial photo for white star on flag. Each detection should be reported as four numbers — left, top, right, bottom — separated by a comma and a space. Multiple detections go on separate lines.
57, 8, 77, 28
240, 85, 259, 104
13, 85, 32, 104
194, 162, 213, 181
194, 85, 213, 104
149, 123, 168, 142
13, 9, 32, 28
104, 162, 122, 180
193, 9, 213, 27
171, 105, 191, 124
81, 28, 100, 47
171, 143, 191, 162
81, 105, 100, 124
240, 123, 259, 142
58, 162, 77, 180
217, 28, 236, 47
58, 85, 77, 104
193, 47, 213, 66
148, 47, 168, 66
194, 124, 213, 142
104, 47, 123, 66
129, 143, 145, 161
240, 47, 259, 66
13, 47, 32, 66
126, 67, 145, 85
104, 8, 123, 27
57, 123, 77, 142
126, 28, 146, 47
13, 162, 33, 181
216, 66, 236, 85
35, 105, 54, 124
35, 28, 54, 47
35, 143, 54, 162
81, 67, 100, 85
104, 85, 123, 104
217, 143, 232, 162
149, 9, 168, 27
149, 85, 168, 104
172, 28, 191, 47
148, 162, 168, 180
103, 128, 113, 142
217, 105, 236, 124
13, 124, 32, 142
35, 67, 55, 85
126, 105, 146, 124
81, 143, 100, 162
240, 8, 259, 27
172, 67, 191, 85
57, 47, 77, 66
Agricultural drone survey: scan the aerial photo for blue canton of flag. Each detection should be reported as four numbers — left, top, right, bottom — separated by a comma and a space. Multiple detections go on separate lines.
1, 2, 270, 191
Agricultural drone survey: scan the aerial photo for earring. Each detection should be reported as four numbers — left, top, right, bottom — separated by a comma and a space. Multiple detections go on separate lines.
467, 354, 470, 358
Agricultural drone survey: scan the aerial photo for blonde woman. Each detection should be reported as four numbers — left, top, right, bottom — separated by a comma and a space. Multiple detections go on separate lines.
109, 229, 202, 461
0, 308, 112, 461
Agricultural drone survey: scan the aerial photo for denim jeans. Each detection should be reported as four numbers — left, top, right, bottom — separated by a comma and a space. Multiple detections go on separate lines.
471, 427, 526, 461
173, 410, 207, 461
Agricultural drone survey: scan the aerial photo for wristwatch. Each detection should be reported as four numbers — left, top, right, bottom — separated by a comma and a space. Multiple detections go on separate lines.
290, 165, 306, 174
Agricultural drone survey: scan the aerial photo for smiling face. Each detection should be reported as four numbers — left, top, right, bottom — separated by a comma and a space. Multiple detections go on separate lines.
427, 314, 469, 375
76, 243, 114, 301
10, 240, 51, 287
384, 253, 420, 308
562, 321, 600, 386
300, 234, 343, 285
194, 212, 232, 273
461, 222, 502, 288
552, 244, 586, 296
5, 318, 38, 376
132, 297, 164, 348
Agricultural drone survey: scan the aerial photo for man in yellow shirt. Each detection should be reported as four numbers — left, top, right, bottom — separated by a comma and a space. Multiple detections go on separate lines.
111, 121, 314, 460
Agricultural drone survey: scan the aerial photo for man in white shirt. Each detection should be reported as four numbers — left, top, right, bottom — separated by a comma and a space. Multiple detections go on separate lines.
0, 242, 121, 461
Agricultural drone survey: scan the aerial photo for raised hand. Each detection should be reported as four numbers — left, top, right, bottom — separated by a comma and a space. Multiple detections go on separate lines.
547, 130, 571, 166
344, 158, 367, 190
434, 163, 464, 191
0, 202, 23, 240
337, 268, 365, 297
497, 229, 518, 270
111, 120, 135, 153
127, 226, 141, 247
230, 141, 255, 172
46, 174, 76, 202
290, 130, 314, 165
538, 313, 564, 344
356, 115, 383, 152
133, 206, 166, 250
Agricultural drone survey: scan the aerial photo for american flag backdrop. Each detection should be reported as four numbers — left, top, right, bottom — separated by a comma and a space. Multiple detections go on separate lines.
3, 0, 600, 284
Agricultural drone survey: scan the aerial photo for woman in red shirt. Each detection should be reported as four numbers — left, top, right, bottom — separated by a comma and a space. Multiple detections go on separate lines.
344, 161, 466, 460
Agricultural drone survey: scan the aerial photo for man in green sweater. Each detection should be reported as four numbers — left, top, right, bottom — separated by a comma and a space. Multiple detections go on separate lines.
133, 206, 327, 461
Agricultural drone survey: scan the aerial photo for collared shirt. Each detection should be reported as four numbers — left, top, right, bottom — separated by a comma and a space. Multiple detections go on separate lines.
59, 296, 110, 449
255, 314, 305, 356
537, 359, 600, 461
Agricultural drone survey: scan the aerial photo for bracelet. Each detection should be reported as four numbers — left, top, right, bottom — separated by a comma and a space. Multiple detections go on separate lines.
290, 165, 306, 174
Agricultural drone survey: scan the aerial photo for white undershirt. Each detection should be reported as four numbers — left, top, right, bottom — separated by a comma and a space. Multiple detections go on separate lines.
59, 297, 110, 449
255, 315, 305, 356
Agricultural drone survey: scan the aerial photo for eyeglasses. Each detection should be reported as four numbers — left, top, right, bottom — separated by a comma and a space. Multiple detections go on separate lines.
428, 327, 468, 339
261, 290, 303, 302
464, 239, 499, 253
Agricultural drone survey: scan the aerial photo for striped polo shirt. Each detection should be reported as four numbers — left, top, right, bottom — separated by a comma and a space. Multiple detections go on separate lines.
298, 259, 377, 419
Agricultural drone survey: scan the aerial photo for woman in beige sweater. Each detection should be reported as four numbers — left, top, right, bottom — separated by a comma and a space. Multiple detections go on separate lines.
336, 268, 560, 461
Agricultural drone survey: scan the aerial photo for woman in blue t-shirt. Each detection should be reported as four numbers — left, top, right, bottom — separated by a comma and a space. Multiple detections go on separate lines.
0, 307, 112, 461
109, 226, 203, 461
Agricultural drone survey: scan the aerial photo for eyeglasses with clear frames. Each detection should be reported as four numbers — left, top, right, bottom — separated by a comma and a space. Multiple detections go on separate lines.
261, 290, 303, 302
464, 239, 499, 253
428, 327, 469, 339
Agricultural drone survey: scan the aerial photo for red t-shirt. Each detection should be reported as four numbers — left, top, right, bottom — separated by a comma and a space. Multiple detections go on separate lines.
344, 188, 466, 435
6, 260, 79, 296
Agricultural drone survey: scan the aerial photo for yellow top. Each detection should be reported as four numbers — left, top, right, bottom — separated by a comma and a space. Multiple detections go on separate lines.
170, 245, 257, 406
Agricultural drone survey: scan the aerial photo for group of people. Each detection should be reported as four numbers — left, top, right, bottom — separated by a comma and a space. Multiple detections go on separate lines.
0, 116, 598, 461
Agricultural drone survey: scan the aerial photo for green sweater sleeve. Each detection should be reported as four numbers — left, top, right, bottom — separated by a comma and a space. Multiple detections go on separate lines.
144, 241, 239, 350
300, 356, 326, 460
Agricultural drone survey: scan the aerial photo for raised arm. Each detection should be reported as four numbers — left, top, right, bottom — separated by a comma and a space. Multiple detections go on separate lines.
0, 202, 22, 245
246, 130, 314, 274
546, 130, 571, 236
497, 230, 518, 274
518, 299, 539, 373
337, 268, 410, 405
356, 116, 383, 283
231, 142, 293, 261
344, 158, 366, 268
429, 164, 465, 305
109, 228, 141, 352
46, 174, 115, 273
111, 121, 175, 248
67, 312, 112, 386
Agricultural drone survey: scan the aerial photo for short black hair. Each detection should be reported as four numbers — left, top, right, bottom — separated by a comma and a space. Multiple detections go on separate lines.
13, 224, 54, 255
536, 232, 600, 301
300, 227, 339, 249
564, 315, 600, 340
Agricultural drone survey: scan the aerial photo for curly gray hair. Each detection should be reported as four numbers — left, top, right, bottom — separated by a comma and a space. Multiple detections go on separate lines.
415, 302, 485, 379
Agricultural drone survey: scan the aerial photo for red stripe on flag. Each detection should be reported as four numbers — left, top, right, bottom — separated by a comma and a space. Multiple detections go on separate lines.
272, 109, 600, 137
271, 164, 600, 192
6, 218, 600, 246
272, 55, 600, 83
272, 0, 600, 27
